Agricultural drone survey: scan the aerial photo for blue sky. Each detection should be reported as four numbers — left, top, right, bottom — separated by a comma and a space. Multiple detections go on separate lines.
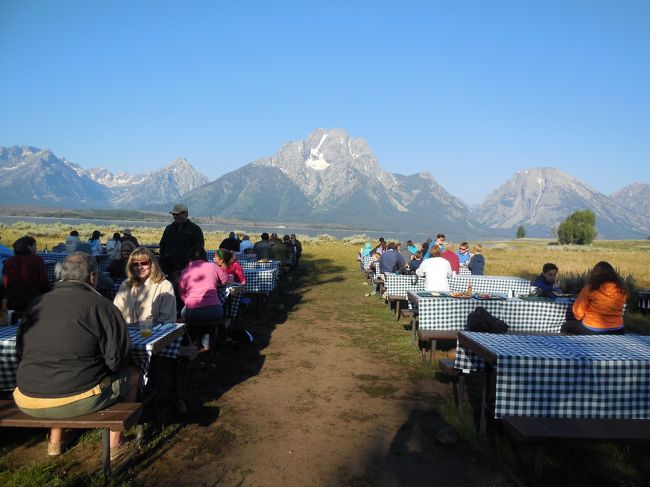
1, 0, 648, 204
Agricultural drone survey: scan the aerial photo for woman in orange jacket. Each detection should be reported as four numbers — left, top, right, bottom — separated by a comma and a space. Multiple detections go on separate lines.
562, 261, 627, 334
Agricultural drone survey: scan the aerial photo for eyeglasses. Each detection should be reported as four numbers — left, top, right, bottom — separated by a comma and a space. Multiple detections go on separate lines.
131, 261, 151, 268
170, 211, 187, 217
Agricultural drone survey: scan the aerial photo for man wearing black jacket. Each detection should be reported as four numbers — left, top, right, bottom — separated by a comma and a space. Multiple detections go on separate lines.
14, 252, 139, 458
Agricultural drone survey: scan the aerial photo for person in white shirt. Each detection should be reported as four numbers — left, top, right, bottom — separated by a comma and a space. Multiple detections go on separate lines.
415, 246, 452, 292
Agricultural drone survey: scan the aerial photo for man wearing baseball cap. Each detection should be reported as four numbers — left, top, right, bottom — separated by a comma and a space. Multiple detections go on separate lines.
159, 204, 204, 277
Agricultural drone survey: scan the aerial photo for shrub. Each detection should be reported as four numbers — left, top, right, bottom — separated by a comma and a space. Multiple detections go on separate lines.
516, 225, 526, 238
557, 210, 597, 245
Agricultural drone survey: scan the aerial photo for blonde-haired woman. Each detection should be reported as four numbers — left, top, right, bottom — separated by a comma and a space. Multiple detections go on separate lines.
113, 247, 177, 325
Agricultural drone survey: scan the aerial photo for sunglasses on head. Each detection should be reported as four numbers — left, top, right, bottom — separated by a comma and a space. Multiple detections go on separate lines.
131, 261, 151, 268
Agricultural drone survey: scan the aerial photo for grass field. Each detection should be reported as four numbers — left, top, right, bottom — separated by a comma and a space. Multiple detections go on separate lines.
1, 225, 650, 485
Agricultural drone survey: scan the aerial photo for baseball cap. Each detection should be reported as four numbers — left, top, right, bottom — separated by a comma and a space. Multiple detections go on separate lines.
170, 204, 188, 214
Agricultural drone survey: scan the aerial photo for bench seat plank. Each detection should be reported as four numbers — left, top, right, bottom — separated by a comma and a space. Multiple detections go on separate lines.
0, 400, 142, 431
503, 416, 650, 443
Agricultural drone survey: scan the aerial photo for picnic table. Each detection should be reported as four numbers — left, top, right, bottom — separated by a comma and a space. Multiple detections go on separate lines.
0, 323, 185, 391
384, 273, 532, 300
242, 268, 279, 294
408, 291, 571, 334
456, 331, 650, 420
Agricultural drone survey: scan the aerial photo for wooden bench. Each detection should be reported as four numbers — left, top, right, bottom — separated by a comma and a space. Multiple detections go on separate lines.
417, 330, 458, 367
0, 399, 143, 480
438, 359, 464, 412
502, 416, 650, 481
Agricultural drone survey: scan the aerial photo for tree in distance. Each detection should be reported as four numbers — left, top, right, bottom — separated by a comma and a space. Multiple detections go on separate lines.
557, 210, 597, 245
516, 225, 526, 238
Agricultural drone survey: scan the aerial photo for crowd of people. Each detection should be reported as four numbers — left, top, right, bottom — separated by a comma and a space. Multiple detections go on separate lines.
0, 204, 305, 459
360, 234, 629, 336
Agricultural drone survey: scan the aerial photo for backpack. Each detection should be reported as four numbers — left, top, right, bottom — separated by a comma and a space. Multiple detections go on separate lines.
466, 306, 508, 333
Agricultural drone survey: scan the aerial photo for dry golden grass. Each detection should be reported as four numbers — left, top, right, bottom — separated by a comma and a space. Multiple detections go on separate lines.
1, 224, 649, 288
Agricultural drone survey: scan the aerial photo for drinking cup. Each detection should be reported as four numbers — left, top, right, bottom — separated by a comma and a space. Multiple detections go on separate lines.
139, 319, 153, 338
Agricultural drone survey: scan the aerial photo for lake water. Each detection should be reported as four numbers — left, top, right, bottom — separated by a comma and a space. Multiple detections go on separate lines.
0, 214, 481, 244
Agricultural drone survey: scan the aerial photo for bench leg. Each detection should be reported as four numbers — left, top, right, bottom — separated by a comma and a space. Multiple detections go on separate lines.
102, 428, 112, 480
479, 369, 490, 434
533, 444, 545, 483
429, 339, 436, 368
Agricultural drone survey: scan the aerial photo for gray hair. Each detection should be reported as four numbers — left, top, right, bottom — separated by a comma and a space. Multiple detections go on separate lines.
60, 252, 98, 282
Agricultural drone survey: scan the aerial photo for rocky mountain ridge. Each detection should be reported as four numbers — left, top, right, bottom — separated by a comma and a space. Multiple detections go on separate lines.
1, 133, 648, 239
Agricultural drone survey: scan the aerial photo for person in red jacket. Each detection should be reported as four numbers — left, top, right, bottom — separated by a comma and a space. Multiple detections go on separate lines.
441, 242, 460, 274
2, 236, 50, 312
562, 261, 627, 334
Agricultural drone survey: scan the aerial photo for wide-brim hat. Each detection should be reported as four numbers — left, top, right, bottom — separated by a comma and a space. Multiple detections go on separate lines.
123, 228, 132, 235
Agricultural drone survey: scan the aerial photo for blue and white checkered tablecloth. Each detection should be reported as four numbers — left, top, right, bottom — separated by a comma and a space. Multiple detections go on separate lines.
241, 260, 281, 271
0, 326, 19, 391
458, 267, 471, 276
217, 284, 244, 319
242, 268, 278, 293
448, 275, 532, 295
456, 332, 650, 419
37, 252, 109, 275
207, 250, 258, 263
0, 323, 183, 390
409, 292, 571, 333
384, 273, 425, 296
360, 255, 373, 271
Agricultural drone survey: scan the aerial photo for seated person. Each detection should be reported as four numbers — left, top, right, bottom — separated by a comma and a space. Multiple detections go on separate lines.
379, 242, 406, 273
65, 230, 81, 254
88, 230, 104, 256
532, 263, 562, 296
415, 246, 452, 292
180, 246, 229, 349
562, 261, 628, 335
2, 236, 50, 312
367, 252, 381, 273
113, 247, 176, 325
409, 251, 423, 271
214, 249, 246, 284
441, 242, 460, 274
270, 237, 291, 265
468, 244, 485, 275
14, 252, 139, 458
108, 241, 137, 279
121, 228, 139, 247
253, 233, 272, 260
219, 231, 241, 252
456, 242, 471, 267
106, 233, 123, 262
239, 235, 254, 253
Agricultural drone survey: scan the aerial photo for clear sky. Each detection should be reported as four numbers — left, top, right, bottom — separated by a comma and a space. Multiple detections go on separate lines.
1, 0, 648, 205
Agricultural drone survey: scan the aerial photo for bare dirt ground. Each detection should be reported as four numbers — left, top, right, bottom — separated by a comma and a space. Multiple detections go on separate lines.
125, 254, 507, 487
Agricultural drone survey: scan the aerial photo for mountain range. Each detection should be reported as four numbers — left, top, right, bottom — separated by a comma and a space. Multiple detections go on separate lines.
1, 130, 649, 239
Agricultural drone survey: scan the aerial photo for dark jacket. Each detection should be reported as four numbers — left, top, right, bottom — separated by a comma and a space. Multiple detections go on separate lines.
468, 254, 485, 275
253, 240, 272, 260
219, 237, 241, 252
271, 242, 291, 265
290, 239, 302, 258
379, 249, 406, 274
159, 219, 204, 271
16, 280, 131, 398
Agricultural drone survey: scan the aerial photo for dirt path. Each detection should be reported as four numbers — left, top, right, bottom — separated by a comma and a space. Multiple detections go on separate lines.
129, 252, 506, 487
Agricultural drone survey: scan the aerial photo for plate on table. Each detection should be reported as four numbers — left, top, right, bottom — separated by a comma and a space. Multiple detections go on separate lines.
450, 292, 471, 299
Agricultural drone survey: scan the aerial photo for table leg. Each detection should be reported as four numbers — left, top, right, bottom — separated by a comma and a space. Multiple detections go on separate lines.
479, 365, 491, 434
395, 300, 401, 321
